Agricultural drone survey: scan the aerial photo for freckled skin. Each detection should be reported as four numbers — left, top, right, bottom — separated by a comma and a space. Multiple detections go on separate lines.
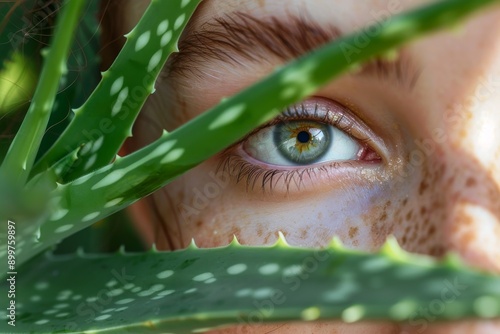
122, 0, 500, 333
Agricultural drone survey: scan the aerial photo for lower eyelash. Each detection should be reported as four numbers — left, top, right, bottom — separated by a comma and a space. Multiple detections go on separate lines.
216, 152, 342, 194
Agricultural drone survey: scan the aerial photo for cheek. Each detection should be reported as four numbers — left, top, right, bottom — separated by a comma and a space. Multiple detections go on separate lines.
155, 154, 489, 261
159, 162, 409, 251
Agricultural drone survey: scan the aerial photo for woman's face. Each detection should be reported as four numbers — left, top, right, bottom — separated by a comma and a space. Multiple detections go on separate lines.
124, 0, 500, 333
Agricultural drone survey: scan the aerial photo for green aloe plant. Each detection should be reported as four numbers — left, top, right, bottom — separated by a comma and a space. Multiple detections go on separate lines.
1, 0, 500, 333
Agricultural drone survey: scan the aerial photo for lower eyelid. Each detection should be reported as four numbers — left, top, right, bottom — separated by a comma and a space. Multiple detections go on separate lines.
217, 145, 384, 196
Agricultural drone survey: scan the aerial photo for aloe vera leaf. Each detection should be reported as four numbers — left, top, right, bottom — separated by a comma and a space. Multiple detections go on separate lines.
32, 0, 203, 181
36, 0, 101, 161
50, 146, 83, 183
0, 0, 85, 186
7, 0, 499, 272
2, 237, 500, 333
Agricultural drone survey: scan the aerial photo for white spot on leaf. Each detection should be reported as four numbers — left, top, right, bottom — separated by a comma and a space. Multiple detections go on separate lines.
138, 289, 155, 297
56, 294, 69, 301
193, 272, 213, 281
227, 263, 247, 275
148, 50, 163, 72
30, 295, 41, 302
209, 104, 245, 130
157, 20, 169, 36
160, 148, 185, 164
84, 154, 97, 170
474, 296, 499, 318
92, 170, 126, 190
280, 87, 297, 99
152, 290, 174, 300
107, 289, 123, 297
158, 289, 175, 296
151, 284, 164, 291
160, 31, 173, 47
82, 212, 100, 222
174, 13, 186, 30
151, 140, 177, 158
283, 265, 302, 276
80, 142, 92, 156
110, 76, 124, 95
54, 303, 69, 309
135, 31, 151, 51
157, 270, 174, 279
95, 314, 111, 321
106, 280, 118, 288
92, 137, 104, 153
71, 174, 93, 186
235, 288, 252, 297
323, 281, 357, 302
111, 87, 129, 116
258, 263, 279, 275
51, 209, 69, 221
342, 305, 365, 323
104, 198, 124, 208
253, 287, 274, 299
54, 224, 73, 233
301, 307, 321, 321
115, 298, 134, 305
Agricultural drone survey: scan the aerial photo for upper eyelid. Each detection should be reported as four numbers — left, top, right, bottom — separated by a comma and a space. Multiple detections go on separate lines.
282, 100, 374, 146
218, 98, 373, 158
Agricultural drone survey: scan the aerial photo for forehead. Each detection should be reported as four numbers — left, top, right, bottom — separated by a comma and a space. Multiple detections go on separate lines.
122, 0, 500, 122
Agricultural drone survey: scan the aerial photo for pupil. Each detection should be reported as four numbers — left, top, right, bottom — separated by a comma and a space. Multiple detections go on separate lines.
297, 131, 311, 143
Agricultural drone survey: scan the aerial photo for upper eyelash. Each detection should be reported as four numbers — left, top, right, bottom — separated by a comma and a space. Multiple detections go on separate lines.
220, 99, 371, 152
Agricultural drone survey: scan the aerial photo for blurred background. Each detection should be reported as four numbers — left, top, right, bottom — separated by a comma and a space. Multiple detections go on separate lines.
0, 0, 145, 253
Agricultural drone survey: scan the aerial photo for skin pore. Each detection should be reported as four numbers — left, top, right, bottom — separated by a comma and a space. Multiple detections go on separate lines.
112, 0, 500, 333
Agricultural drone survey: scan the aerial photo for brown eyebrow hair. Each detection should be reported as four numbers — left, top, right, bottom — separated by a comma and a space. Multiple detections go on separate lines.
164, 11, 421, 90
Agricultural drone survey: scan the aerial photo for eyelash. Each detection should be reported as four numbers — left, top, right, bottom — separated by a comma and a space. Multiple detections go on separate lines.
216, 99, 378, 194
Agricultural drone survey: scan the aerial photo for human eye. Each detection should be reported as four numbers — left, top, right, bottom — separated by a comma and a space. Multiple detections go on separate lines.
218, 97, 383, 194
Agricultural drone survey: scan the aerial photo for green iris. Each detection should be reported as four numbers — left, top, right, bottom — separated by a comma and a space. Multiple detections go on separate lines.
273, 121, 332, 165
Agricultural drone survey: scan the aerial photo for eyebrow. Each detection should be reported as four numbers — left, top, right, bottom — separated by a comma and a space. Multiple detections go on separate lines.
164, 11, 421, 91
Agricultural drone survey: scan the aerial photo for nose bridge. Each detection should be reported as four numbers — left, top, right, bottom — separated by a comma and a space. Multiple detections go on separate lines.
424, 127, 500, 272
446, 73, 500, 182
441, 67, 500, 217
435, 26, 500, 227
409, 70, 500, 271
